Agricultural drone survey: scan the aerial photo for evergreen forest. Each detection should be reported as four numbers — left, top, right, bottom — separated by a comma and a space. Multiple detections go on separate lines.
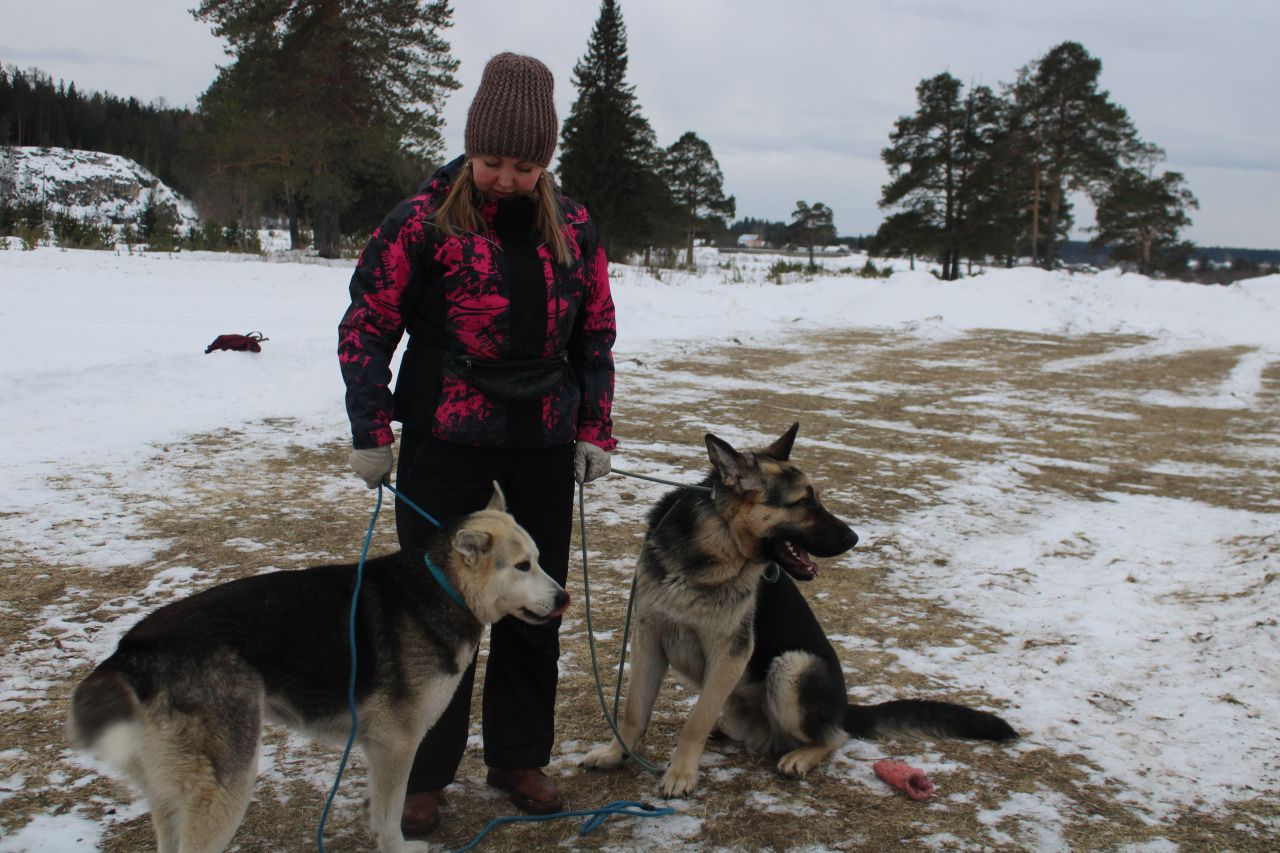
0, 1, 1269, 279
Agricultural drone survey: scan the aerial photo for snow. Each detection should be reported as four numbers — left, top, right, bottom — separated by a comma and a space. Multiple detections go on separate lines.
4, 147, 200, 228
1, 242, 1278, 850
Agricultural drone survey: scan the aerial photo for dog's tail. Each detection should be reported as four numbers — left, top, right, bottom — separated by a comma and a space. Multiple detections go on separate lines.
68, 667, 142, 767
844, 699, 1018, 742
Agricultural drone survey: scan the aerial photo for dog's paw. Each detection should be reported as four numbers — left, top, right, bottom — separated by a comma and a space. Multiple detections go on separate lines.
658, 765, 699, 798
776, 751, 813, 777
582, 741, 625, 770
776, 744, 832, 778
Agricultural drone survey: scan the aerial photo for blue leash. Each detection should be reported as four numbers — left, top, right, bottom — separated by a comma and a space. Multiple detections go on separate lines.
316, 482, 444, 852
451, 800, 674, 852
315, 485, 383, 852
316, 479, 673, 851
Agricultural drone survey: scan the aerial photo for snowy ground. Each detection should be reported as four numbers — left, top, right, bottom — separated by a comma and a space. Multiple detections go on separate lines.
0, 244, 1277, 851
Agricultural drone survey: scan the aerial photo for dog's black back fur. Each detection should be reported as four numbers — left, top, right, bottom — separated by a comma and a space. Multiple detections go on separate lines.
71, 544, 476, 749
639, 477, 720, 582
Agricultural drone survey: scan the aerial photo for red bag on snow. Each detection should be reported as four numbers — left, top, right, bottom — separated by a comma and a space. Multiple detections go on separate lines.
205, 331, 268, 354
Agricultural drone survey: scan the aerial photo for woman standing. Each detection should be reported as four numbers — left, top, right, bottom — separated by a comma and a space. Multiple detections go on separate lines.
338, 52, 616, 838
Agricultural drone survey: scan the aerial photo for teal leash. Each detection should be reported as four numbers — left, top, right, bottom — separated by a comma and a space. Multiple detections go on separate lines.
318, 474, 679, 851
315, 485, 383, 852
383, 482, 468, 610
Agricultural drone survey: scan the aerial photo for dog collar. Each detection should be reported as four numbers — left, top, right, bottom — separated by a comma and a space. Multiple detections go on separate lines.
423, 554, 470, 612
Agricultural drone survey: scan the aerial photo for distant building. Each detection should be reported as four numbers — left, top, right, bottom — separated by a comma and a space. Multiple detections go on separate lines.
737, 233, 765, 248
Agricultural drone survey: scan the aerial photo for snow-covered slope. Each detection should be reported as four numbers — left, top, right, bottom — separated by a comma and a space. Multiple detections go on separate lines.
3, 146, 198, 227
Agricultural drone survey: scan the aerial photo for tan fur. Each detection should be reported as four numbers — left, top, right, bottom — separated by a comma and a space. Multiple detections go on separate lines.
583, 448, 781, 795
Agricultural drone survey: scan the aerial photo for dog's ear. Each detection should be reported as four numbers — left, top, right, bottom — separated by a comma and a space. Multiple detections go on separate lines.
486, 481, 507, 513
761, 422, 800, 461
453, 528, 493, 565
706, 433, 763, 492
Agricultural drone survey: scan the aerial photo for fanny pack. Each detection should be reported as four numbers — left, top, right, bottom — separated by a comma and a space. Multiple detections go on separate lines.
444, 351, 570, 403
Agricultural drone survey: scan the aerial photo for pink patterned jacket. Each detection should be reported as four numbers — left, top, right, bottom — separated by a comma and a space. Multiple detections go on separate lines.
339, 157, 617, 452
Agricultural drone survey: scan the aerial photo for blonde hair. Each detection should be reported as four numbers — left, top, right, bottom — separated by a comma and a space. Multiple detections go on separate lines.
434, 161, 573, 266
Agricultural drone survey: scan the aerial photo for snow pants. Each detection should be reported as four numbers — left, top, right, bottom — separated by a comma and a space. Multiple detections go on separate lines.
394, 428, 575, 792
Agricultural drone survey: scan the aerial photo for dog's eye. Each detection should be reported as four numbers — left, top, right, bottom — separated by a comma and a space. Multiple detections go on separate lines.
514, 560, 532, 573
790, 490, 816, 508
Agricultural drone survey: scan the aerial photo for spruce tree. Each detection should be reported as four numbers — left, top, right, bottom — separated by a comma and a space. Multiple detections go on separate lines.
661, 131, 735, 266
191, 0, 459, 257
559, 0, 668, 260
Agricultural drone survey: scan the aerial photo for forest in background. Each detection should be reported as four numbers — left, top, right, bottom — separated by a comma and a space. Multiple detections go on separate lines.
0, 0, 1273, 282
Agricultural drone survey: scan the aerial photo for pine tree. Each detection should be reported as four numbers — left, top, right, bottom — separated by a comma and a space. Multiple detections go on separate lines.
661, 131, 735, 266
190, 0, 459, 257
559, 0, 668, 260
789, 201, 836, 268
879, 73, 1002, 279
869, 210, 935, 271
1011, 42, 1138, 270
1092, 146, 1198, 276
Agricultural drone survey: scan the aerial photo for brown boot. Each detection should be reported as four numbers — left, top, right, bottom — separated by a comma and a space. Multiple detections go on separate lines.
485, 767, 564, 815
401, 789, 445, 839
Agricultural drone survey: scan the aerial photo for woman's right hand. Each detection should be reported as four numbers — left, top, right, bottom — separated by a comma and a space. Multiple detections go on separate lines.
349, 446, 394, 488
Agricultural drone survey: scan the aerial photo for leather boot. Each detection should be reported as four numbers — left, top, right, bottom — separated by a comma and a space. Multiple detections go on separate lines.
485, 767, 564, 815
401, 788, 445, 839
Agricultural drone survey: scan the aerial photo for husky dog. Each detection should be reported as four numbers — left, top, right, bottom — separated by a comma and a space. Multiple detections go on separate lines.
68, 484, 568, 853
584, 424, 1016, 797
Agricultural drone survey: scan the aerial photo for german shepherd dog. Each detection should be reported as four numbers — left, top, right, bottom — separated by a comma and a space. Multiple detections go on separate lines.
68, 485, 568, 853
584, 424, 1016, 797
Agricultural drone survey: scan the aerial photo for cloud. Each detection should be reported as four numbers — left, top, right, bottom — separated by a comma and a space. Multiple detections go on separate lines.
0, 46, 162, 70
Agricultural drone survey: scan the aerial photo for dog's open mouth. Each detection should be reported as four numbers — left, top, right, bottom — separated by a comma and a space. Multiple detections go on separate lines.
769, 539, 819, 581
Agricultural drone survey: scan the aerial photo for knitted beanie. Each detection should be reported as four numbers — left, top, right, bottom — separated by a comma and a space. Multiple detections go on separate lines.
465, 53, 558, 168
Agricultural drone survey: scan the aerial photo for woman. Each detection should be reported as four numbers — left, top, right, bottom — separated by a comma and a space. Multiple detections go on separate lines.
337, 52, 616, 838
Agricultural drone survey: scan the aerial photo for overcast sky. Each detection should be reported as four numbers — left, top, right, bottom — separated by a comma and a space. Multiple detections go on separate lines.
3, 0, 1277, 248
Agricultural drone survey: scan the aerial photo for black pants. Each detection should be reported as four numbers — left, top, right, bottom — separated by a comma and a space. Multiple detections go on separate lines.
395, 429, 575, 793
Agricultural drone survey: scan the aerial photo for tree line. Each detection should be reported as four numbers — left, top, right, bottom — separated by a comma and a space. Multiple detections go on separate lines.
2, 1, 741, 262
0, 66, 198, 193
2, 3, 1205, 275
873, 41, 1198, 278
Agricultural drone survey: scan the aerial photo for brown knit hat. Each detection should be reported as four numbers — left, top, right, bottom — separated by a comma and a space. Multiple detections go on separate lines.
465, 53, 558, 168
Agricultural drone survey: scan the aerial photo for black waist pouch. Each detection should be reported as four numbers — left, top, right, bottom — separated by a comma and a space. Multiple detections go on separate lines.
445, 351, 570, 403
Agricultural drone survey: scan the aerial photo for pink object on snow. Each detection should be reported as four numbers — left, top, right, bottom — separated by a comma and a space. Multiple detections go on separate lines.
873, 759, 936, 801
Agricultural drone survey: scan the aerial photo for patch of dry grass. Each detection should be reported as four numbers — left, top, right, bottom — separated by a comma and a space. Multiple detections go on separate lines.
2, 329, 1278, 850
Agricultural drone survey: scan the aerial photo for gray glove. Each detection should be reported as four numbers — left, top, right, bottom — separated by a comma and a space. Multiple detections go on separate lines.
349, 446, 393, 488
574, 441, 611, 484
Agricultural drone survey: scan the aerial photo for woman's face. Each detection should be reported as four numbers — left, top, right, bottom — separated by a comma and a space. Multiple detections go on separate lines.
470, 155, 543, 201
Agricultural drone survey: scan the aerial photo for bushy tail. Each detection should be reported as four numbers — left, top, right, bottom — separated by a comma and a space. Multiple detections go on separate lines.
68, 667, 141, 766
844, 699, 1018, 742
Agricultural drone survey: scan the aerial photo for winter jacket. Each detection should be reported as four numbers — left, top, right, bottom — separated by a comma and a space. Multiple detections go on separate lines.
339, 156, 617, 452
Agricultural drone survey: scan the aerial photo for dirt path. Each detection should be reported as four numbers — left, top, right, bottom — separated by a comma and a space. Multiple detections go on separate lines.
2, 329, 1277, 851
